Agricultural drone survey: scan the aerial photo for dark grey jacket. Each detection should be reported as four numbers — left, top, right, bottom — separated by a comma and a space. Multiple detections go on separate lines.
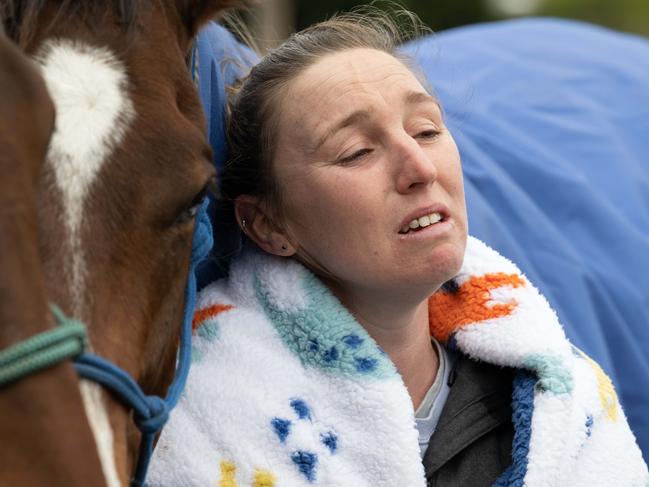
423, 354, 514, 487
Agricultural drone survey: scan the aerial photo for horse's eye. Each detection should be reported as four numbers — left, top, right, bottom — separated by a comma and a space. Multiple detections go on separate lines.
181, 201, 202, 221
177, 179, 214, 224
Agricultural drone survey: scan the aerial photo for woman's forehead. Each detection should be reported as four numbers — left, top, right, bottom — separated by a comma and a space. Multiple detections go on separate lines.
293, 48, 422, 96
278, 48, 432, 143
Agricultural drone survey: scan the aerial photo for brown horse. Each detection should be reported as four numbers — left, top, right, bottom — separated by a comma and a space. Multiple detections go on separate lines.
0, 26, 108, 486
0, 1, 242, 485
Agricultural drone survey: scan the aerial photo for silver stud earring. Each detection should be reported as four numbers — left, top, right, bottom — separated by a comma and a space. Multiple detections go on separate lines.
241, 219, 247, 230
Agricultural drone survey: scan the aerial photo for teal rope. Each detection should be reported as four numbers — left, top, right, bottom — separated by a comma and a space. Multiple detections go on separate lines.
0, 305, 87, 387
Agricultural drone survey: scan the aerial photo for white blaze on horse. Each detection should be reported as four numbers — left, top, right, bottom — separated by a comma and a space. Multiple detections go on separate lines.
37, 40, 136, 316
0, 1, 242, 485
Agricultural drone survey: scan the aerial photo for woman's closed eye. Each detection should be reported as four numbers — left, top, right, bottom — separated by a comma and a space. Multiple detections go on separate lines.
337, 148, 373, 165
414, 128, 441, 140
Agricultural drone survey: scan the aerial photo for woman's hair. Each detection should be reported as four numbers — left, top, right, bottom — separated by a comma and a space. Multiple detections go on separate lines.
220, 6, 430, 227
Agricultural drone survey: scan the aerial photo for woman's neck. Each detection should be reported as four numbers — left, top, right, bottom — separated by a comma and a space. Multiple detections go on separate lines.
329, 285, 439, 410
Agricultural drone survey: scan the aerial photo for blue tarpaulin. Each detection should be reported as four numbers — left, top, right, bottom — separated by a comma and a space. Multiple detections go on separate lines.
195, 18, 649, 461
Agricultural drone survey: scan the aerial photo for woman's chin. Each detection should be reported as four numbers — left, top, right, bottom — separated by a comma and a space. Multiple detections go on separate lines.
415, 241, 466, 291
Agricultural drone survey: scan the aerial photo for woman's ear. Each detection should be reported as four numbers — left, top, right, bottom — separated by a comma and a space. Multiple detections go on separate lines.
234, 195, 296, 257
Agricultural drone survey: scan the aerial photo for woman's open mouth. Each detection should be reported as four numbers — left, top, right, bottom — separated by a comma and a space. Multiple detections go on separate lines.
398, 212, 445, 234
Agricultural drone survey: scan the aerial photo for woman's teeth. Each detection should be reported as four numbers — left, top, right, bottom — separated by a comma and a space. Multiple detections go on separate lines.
399, 212, 443, 234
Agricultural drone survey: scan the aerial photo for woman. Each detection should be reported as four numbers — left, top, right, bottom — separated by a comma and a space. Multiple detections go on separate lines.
149, 11, 648, 487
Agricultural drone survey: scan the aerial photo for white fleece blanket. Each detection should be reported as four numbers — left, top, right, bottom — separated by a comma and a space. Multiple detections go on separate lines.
149, 237, 648, 487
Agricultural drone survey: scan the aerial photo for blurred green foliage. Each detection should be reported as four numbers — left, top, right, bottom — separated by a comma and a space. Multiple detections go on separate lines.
294, 0, 649, 37
295, 0, 499, 34
538, 0, 649, 36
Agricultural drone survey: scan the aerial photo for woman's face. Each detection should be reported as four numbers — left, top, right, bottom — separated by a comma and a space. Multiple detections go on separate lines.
272, 48, 468, 300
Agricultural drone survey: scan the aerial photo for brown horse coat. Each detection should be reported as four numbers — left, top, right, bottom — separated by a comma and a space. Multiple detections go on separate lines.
0, 1, 244, 485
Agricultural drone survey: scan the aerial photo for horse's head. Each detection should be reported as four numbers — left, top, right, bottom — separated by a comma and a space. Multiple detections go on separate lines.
3, 1, 240, 483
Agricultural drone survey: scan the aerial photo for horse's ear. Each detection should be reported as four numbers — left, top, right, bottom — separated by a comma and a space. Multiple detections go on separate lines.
176, 0, 250, 39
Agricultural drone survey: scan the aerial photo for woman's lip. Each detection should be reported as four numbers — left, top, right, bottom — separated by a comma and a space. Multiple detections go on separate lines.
397, 216, 453, 241
397, 204, 450, 233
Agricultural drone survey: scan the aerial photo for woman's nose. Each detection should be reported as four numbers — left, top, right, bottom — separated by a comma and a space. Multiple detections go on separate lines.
394, 135, 438, 193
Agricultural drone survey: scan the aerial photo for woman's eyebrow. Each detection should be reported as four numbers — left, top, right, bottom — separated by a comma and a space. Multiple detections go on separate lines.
311, 92, 439, 153
405, 90, 440, 107
313, 110, 371, 152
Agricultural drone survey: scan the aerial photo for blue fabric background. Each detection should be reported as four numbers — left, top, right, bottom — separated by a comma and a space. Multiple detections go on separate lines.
195, 18, 649, 461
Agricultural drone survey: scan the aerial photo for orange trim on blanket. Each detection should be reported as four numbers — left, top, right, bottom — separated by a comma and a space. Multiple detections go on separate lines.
192, 304, 234, 331
428, 273, 525, 342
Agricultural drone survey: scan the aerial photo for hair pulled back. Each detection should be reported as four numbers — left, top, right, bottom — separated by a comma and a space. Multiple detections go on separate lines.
221, 6, 429, 219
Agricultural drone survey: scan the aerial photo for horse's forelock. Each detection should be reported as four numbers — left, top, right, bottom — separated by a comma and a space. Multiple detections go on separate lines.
2, 0, 143, 47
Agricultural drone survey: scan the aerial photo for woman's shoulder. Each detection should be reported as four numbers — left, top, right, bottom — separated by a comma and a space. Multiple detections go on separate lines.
429, 237, 647, 484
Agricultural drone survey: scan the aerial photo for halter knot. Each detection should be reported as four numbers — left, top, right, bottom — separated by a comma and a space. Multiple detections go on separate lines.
135, 396, 170, 435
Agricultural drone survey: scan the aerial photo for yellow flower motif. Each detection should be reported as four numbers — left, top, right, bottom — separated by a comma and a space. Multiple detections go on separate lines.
578, 350, 618, 422
252, 470, 276, 487
218, 460, 276, 487
219, 461, 237, 487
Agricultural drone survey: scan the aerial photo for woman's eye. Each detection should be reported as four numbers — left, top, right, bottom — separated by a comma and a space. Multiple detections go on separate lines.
338, 148, 372, 165
415, 129, 441, 140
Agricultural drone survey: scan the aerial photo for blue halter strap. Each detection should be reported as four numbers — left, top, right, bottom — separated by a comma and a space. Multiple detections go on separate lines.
73, 199, 213, 487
